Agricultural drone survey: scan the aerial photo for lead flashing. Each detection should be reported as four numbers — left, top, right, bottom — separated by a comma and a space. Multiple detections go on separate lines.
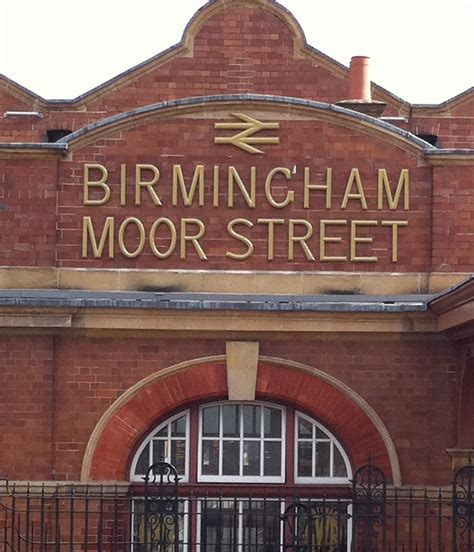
0, 142, 68, 152
0, 289, 434, 313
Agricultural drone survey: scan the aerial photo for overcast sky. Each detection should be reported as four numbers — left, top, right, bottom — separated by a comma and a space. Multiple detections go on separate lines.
0, 0, 473, 104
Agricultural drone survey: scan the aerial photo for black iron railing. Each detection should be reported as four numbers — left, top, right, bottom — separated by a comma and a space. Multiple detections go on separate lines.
0, 462, 472, 551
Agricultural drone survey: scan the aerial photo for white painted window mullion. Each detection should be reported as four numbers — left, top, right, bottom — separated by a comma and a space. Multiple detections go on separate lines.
218, 405, 223, 476
260, 405, 264, 477
239, 405, 244, 477
330, 441, 334, 477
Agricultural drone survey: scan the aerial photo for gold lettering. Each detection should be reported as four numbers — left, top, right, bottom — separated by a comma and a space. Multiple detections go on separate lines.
180, 218, 207, 260
213, 165, 220, 208
172, 165, 205, 207
82, 216, 114, 258
226, 218, 255, 260
350, 220, 378, 262
257, 218, 285, 261
341, 168, 368, 210
378, 169, 410, 210
320, 220, 347, 262
150, 218, 177, 259
304, 167, 332, 209
265, 167, 294, 208
83, 164, 110, 206
228, 166, 256, 208
135, 165, 161, 206
120, 164, 127, 206
118, 217, 146, 259
382, 220, 408, 262
288, 219, 315, 261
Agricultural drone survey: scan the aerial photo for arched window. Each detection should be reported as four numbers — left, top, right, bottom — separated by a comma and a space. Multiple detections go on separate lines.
295, 412, 350, 484
130, 401, 351, 485
131, 410, 190, 482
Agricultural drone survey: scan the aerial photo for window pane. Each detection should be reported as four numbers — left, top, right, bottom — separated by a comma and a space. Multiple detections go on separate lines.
264, 407, 281, 438
156, 426, 168, 438
135, 443, 150, 475
171, 415, 186, 437
202, 406, 220, 437
264, 441, 281, 476
298, 441, 313, 477
171, 440, 186, 475
222, 405, 240, 437
316, 426, 330, 439
298, 417, 313, 438
223, 440, 240, 475
333, 446, 348, 477
315, 441, 331, 476
152, 439, 167, 464
243, 441, 260, 476
202, 440, 219, 475
243, 405, 260, 438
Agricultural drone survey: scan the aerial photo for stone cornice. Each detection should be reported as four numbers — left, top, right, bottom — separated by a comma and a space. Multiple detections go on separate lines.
0, 142, 67, 159
0, 303, 438, 336
425, 150, 474, 166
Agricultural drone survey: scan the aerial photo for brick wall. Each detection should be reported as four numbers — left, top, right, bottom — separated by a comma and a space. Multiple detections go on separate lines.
56, 112, 433, 272
259, 338, 459, 484
432, 165, 474, 272
0, 337, 54, 479
0, 159, 57, 266
3, 108, 472, 273
0, 335, 458, 485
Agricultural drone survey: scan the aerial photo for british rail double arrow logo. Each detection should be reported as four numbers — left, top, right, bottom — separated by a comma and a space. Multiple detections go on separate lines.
214, 113, 280, 154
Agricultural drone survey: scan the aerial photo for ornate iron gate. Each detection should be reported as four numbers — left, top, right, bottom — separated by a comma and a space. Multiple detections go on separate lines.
352, 463, 387, 551
453, 464, 474, 552
134, 461, 181, 551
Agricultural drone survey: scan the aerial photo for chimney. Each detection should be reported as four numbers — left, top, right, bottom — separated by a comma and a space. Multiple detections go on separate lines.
349, 56, 371, 101
336, 55, 386, 118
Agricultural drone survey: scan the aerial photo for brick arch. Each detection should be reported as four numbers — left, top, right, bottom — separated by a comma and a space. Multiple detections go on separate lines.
84, 358, 228, 482
82, 356, 399, 483
257, 360, 393, 479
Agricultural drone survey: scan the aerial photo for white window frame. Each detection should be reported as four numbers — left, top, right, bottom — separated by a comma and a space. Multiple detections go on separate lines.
197, 401, 286, 484
294, 411, 352, 485
130, 410, 190, 483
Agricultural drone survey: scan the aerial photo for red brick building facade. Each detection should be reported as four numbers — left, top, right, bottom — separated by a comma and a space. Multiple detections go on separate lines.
0, 0, 473, 549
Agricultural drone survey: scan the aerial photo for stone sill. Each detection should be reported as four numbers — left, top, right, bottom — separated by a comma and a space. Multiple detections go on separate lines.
446, 448, 474, 471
